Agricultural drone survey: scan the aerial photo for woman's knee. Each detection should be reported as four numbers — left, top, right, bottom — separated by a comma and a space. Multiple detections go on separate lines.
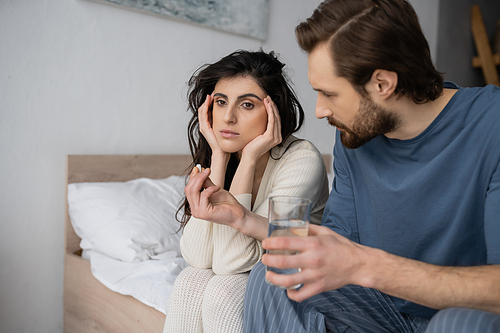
201, 273, 249, 333
171, 266, 215, 298
203, 273, 249, 309
176, 266, 215, 281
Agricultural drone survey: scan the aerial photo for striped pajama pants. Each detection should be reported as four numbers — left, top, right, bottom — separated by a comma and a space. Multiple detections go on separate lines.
243, 262, 500, 333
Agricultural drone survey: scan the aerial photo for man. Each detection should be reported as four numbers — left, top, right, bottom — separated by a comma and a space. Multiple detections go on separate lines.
185, 0, 500, 331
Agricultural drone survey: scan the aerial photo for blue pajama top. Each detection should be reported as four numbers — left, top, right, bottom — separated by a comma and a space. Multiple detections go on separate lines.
322, 82, 500, 318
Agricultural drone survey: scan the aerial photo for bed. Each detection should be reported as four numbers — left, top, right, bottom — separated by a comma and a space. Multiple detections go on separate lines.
63, 154, 332, 333
63, 154, 192, 332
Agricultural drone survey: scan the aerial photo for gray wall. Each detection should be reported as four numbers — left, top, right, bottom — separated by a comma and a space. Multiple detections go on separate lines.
410, 0, 441, 65
0, 1, 441, 332
436, 0, 500, 87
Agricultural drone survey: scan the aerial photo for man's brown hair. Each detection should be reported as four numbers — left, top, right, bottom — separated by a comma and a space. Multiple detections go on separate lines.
296, 0, 443, 103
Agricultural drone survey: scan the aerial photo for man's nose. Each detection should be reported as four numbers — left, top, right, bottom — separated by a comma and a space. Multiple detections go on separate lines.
315, 95, 331, 119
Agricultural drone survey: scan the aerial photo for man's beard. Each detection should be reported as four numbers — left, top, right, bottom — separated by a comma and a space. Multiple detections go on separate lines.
328, 95, 400, 149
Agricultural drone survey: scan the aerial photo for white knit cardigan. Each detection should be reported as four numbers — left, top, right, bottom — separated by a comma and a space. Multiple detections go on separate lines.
180, 136, 330, 275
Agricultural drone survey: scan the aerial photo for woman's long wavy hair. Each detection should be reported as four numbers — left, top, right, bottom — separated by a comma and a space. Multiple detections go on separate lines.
177, 49, 305, 229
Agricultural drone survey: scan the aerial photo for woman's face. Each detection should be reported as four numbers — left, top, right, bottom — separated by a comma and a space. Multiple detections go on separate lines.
212, 76, 269, 154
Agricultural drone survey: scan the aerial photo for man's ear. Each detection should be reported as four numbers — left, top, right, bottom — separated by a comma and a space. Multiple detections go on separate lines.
368, 69, 398, 100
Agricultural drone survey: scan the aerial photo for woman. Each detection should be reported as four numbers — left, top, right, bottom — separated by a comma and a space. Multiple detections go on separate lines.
164, 50, 330, 333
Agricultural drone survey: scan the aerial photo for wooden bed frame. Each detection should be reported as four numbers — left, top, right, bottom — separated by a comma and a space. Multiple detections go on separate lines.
63, 153, 331, 332
64, 155, 192, 333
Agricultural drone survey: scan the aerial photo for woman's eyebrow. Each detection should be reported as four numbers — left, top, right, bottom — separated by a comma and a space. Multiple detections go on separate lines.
213, 92, 263, 101
237, 93, 262, 101
213, 92, 228, 99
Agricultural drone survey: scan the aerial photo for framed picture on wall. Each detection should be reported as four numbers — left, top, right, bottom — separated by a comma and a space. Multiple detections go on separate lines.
86, 0, 269, 40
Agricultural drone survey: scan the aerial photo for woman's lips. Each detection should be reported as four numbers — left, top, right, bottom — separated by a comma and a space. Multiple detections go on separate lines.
220, 129, 239, 138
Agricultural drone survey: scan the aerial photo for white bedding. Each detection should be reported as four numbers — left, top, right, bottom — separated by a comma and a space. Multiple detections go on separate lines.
68, 175, 189, 314
70, 172, 334, 314
87, 250, 188, 314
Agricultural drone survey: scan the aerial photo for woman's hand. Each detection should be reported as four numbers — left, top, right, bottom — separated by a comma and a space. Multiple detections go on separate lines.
198, 93, 228, 158
198, 93, 229, 186
185, 166, 268, 241
186, 166, 242, 227
241, 96, 282, 161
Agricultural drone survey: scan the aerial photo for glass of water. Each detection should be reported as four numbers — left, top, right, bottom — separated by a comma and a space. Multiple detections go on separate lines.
265, 196, 312, 289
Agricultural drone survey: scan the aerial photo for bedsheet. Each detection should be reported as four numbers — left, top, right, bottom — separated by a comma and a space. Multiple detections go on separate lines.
88, 250, 188, 314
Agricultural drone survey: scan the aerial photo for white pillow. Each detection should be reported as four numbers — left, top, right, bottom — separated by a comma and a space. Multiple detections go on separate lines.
68, 175, 187, 262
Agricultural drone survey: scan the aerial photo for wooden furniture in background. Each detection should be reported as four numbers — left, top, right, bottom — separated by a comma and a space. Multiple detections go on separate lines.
471, 5, 499, 86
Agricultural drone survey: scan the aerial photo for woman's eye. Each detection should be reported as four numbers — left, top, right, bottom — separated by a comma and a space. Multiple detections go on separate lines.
242, 102, 254, 109
215, 100, 226, 106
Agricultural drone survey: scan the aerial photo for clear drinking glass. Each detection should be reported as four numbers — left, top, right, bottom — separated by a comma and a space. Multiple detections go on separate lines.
265, 196, 312, 289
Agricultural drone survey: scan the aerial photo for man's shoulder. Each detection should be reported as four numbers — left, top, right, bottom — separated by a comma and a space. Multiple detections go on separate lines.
454, 84, 500, 125
455, 83, 500, 105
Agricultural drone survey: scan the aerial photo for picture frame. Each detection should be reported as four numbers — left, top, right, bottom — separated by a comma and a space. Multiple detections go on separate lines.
89, 0, 269, 40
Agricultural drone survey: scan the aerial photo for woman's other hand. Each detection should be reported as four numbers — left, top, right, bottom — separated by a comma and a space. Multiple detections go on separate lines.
198, 93, 228, 158
241, 96, 282, 161
198, 93, 229, 186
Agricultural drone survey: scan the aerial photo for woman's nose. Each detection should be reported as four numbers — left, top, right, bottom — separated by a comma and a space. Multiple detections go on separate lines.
223, 105, 237, 123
